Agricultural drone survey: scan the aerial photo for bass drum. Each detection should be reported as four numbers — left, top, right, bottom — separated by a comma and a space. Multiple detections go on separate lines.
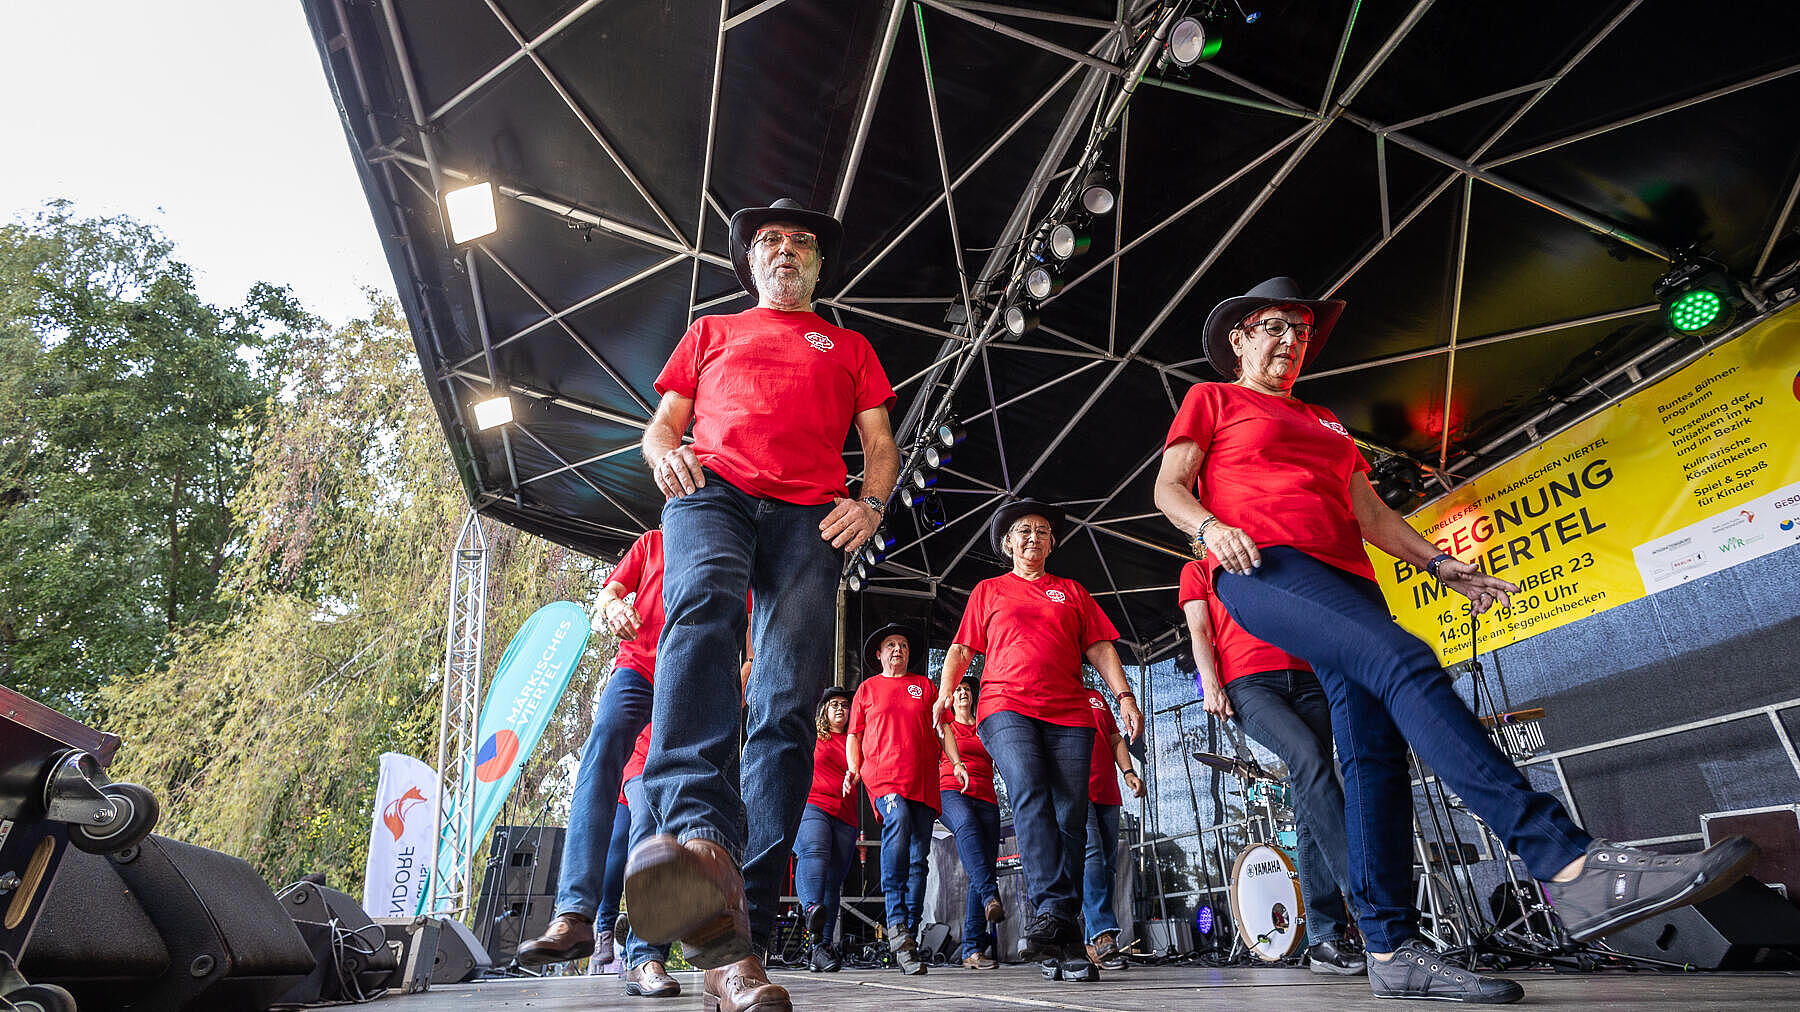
1229, 843, 1306, 962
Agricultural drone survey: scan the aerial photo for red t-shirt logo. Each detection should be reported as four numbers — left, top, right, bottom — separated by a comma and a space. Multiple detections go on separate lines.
804, 331, 834, 352
907, 684, 923, 698
1045, 588, 1068, 604
1318, 417, 1350, 437
1089, 697, 1103, 708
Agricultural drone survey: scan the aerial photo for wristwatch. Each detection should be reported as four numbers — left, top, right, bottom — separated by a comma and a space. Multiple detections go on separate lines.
861, 495, 885, 515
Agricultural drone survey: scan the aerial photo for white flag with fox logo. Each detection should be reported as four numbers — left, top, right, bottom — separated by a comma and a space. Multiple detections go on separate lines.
362, 752, 440, 919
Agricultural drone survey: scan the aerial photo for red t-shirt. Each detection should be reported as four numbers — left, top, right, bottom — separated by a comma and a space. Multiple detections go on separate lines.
1165, 383, 1373, 581
939, 716, 998, 805
954, 573, 1121, 728
608, 530, 666, 683
848, 673, 942, 813
654, 308, 897, 505
806, 731, 859, 827
618, 722, 652, 805
1178, 560, 1312, 688
1086, 690, 1124, 807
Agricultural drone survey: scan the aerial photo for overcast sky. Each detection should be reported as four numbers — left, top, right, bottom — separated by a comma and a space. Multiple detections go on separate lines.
1, 2, 393, 325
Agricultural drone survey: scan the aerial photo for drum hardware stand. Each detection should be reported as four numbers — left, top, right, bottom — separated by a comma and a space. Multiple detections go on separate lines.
1156, 698, 1231, 958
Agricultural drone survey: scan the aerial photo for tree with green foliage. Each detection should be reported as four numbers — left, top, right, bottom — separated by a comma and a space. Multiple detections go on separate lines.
0, 203, 303, 719
101, 296, 618, 892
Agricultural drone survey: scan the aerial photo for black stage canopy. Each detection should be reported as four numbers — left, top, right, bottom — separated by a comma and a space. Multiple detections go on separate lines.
301, 0, 1800, 657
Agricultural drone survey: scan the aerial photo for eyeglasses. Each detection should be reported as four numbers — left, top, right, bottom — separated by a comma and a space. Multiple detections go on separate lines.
1010, 526, 1055, 542
751, 228, 819, 252
1237, 317, 1313, 341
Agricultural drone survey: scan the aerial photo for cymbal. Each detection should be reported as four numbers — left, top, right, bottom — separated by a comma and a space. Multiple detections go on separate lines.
1191, 751, 1274, 781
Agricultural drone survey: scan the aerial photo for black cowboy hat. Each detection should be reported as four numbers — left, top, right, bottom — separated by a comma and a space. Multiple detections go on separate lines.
988, 497, 1067, 559
728, 197, 845, 299
1201, 277, 1346, 377
816, 684, 853, 712
862, 622, 926, 673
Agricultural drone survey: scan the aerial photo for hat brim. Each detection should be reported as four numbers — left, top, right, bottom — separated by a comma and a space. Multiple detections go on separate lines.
863, 622, 926, 674
988, 499, 1067, 559
1202, 294, 1344, 378
729, 204, 844, 300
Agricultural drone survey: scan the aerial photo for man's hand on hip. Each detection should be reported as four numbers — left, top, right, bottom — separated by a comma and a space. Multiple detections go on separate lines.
820, 497, 879, 549
652, 447, 706, 499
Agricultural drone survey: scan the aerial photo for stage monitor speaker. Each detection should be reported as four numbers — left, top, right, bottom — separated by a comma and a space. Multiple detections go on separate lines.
19, 835, 316, 1011
431, 915, 492, 983
273, 881, 399, 1001
1702, 805, 1800, 901
375, 915, 440, 993
917, 921, 952, 963
490, 825, 565, 896
1606, 878, 1800, 969
473, 827, 562, 963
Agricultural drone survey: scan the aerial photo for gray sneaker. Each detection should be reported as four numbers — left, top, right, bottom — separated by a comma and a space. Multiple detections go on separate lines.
1368, 941, 1522, 1003
1545, 836, 1758, 941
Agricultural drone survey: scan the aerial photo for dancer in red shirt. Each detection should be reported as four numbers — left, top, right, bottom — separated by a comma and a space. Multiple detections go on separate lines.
1080, 688, 1145, 971
793, 687, 859, 973
937, 499, 1143, 982
845, 624, 965, 975
937, 677, 1004, 969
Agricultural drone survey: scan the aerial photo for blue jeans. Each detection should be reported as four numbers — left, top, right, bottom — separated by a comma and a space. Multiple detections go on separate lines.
1216, 547, 1591, 951
620, 776, 672, 969
1082, 802, 1122, 942
940, 791, 1001, 958
644, 474, 840, 950
793, 804, 858, 942
1224, 669, 1354, 945
978, 710, 1092, 923
597, 796, 632, 931
876, 794, 934, 932
555, 667, 653, 919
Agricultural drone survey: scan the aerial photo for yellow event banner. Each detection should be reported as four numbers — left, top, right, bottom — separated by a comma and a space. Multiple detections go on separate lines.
1370, 304, 1800, 663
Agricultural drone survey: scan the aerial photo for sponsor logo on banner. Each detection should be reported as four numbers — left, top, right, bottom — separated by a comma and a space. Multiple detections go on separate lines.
1370, 304, 1800, 663
1045, 588, 1068, 603
383, 786, 429, 841
364, 752, 439, 920
1781, 518, 1796, 531
805, 332, 834, 352
475, 729, 519, 782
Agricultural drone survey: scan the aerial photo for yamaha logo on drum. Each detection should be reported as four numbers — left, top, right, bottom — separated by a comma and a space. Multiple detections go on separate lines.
1248, 859, 1282, 876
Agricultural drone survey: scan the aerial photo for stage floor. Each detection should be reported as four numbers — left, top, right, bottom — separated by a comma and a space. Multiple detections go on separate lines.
398, 962, 1799, 1010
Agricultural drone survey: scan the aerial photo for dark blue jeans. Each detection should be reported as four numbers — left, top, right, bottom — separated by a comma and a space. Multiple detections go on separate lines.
940, 790, 1001, 958
1224, 669, 1354, 946
978, 710, 1092, 923
555, 666, 653, 919
876, 794, 935, 932
644, 474, 839, 951
1216, 547, 1591, 951
793, 804, 859, 941
620, 776, 672, 969
597, 796, 631, 931
1082, 802, 1122, 942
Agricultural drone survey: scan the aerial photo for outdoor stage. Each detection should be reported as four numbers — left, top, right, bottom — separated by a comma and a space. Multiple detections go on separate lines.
401, 963, 1799, 1010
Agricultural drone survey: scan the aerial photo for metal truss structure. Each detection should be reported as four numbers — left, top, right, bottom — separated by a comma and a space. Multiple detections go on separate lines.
429, 511, 488, 917
301, 0, 1800, 653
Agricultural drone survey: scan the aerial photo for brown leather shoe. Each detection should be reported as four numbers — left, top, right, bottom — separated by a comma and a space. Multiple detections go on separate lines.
962, 951, 997, 970
984, 897, 1006, 923
514, 912, 595, 966
623, 959, 681, 998
702, 954, 791, 1012
623, 835, 751, 969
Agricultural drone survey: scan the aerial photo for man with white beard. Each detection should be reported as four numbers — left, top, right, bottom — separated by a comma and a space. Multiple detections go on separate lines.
624, 198, 899, 1012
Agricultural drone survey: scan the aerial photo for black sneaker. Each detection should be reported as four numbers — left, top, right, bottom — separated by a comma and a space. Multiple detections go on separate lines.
1546, 836, 1758, 941
809, 942, 841, 973
1039, 956, 1100, 982
1307, 937, 1368, 976
1368, 941, 1522, 1003
891, 928, 927, 975
1019, 912, 1069, 962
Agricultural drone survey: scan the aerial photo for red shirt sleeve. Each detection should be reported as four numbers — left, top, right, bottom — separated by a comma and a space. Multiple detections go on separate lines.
848, 684, 869, 734
1075, 583, 1121, 650
1165, 383, 1218, 451
1178, 560, 1208, 606
953, 581, 991, 655
611, 533, 648, 592
853, 338, 897, 414
653, 319, 705, 399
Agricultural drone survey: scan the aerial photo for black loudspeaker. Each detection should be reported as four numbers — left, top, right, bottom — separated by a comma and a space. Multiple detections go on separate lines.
273, 881, 399, 1002
431, 915, 493, 983
375, 915, 441, 993
1606, 878, 1800, 969
473, 826, 563, 963
918, 921, 951, 962
20, 835, 316, 1010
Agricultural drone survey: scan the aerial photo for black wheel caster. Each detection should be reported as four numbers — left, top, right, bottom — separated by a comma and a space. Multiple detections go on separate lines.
5, 983, 79, 1012
69, 781, 160, 855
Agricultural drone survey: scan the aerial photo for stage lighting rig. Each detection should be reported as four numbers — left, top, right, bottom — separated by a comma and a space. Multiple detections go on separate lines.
1370, 454, 1426, 510
935, 419, 967, 449
471, 393, 513, 430
1162, 14, 1223, 68
1079, 168, 1117, 216
1048, 220, 1092, 261
442, 180, 498, 245
1654, 251, 1742, 337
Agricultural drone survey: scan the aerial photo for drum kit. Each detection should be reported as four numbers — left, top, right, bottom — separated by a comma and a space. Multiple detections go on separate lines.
1192, 750, 1305, 962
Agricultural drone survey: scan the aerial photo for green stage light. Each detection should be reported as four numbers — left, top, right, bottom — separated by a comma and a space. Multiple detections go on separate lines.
1654, 253, 1739, 338
1667, 289, 1723, 333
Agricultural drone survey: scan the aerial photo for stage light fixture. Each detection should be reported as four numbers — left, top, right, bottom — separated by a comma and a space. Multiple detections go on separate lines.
444, 181, 499, 245
1049, 221, 1091, 260
1654, 254, 1740, 337
1079, 169, 1116, 216
1166, 16, 1223, 67
1003, 304, 1039, 337
924, 444, 952, 470
847, 568, 867, 593
935, 420, 966, 448
471, 394, 513, 430
1195, 905, 1215, 935
1371, 455, 1424, 510
910, 468, 939, 493
1025, 265, 1063, 300
861, 542, 887, 566
904, 486, 930, 508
